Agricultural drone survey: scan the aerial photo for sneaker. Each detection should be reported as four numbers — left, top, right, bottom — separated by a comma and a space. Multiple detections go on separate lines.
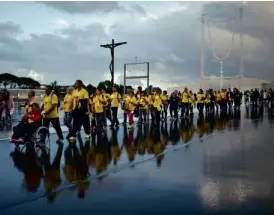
85, 134, 91, 139
69, 136, 76, 142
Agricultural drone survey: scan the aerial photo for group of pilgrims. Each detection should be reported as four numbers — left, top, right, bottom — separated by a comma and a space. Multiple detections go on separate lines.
9, 78, 274, 145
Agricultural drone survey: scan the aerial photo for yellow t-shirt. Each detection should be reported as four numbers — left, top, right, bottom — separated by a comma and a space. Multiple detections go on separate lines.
216, 93, 221, 102
93, 94, 105, 113
153, 94, 162, 111
197, 93, 205, 103
126, 96, 137, 111
103, 93, 110, 107
72, 88, 89, 110
25, 99, 39, 113
110, 92, 121, 108
43, 94, 59, 118
63, 94, 73, 113
160, 94, 168, 104
189, 94, 195, 104
181, 92, 189, 103
138, 96, 148, 110
220, 92, 226, 99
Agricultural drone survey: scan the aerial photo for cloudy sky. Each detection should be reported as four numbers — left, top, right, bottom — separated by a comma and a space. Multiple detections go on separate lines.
0, 1, 274, 89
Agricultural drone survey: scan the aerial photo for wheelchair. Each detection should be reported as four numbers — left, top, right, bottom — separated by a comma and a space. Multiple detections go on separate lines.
11, 124, 51, 155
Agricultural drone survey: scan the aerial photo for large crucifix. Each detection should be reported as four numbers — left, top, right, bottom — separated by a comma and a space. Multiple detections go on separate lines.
100, 39, 127, 87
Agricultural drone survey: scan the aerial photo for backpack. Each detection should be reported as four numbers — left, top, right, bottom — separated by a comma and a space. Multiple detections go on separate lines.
50, 94, 60, 110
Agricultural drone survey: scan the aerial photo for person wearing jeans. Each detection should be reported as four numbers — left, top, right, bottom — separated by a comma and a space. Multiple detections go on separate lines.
196, 89, 205, 115
122, 89, 130, 124
102, 89, 112, 127
92, 89, 107, 133
62, 87, 74, 139
138, 91, 149, 124
153, 88, 162, 127
69, 80, 91, 141
169, 92, 180, 120
180, 88, 189, 118
110, 87, 121, 128
160, 90, 168, 120
125, 90, 137, 129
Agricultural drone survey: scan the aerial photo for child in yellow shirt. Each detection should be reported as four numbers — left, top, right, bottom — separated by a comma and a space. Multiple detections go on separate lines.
138, 91, 149, 124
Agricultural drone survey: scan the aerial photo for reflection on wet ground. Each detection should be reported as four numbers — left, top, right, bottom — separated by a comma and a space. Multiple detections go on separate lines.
1, 106, 274, 214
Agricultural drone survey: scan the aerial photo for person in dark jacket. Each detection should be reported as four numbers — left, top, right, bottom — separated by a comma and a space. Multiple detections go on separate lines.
233, 88, 242, 111
169, 91, 180, 120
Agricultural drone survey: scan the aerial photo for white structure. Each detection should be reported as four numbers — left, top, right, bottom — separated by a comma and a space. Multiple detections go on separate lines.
201, 3, 244, 89
7, 89, 44, 100
167, 85, 200, 94
201, 76, 271, 91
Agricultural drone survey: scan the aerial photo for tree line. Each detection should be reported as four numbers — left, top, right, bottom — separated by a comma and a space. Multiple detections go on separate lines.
0, 73, 153, 98
0, 73, 41, 89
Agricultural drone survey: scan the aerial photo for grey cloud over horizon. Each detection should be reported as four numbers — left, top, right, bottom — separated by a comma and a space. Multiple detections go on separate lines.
0, 1, 274, 89
41, 1, 121, 14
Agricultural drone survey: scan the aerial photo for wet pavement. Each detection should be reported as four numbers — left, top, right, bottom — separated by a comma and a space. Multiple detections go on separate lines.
1, 106, 274, 214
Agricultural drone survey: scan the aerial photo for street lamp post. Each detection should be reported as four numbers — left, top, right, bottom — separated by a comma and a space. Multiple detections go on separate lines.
100, 39, 127, 87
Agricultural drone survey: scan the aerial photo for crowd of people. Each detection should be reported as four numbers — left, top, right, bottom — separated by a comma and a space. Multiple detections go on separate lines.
10, 102, 274, 201
6, 79, 274, 145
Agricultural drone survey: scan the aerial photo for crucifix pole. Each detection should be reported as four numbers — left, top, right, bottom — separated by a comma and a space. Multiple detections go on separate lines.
100, 39, 127, 87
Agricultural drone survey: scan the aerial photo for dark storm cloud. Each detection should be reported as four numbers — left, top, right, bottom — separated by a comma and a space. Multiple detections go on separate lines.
1, 2, 274, 87
0, 21, 22, 36
41, 1, 121, 14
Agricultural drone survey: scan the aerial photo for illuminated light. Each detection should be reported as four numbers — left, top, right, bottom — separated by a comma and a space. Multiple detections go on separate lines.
200, 179, 221, 209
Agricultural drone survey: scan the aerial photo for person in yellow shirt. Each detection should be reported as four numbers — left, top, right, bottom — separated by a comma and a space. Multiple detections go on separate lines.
153, 88, 162, 127
93, 89, 107, 131
122, 88, 130, 124
160, 90, 168, 121
215, 90, 221, 112
61, 87, 74, 139
20, 90, 38, 113
205, 90, 211, 113
42, 85, 64, 144
196, 89, 205, 115
125, 90, 137, 129
110, 87, 121, 128
181, 88, 190, 118
148, 91, 155, 124
69, 80, 91, 141
101, 89, 112, 127
188, 90, 195, 116
89, 93, 97, 133
138, 91, 149, 124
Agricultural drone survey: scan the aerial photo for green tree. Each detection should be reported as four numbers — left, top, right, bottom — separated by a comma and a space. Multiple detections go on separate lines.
97, 80, 113, 94
0, 73, 19, 88
51, 80, 61, 97
86, 84, 96, 94
145, 85, 153, 93
18, 77, 40, 89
